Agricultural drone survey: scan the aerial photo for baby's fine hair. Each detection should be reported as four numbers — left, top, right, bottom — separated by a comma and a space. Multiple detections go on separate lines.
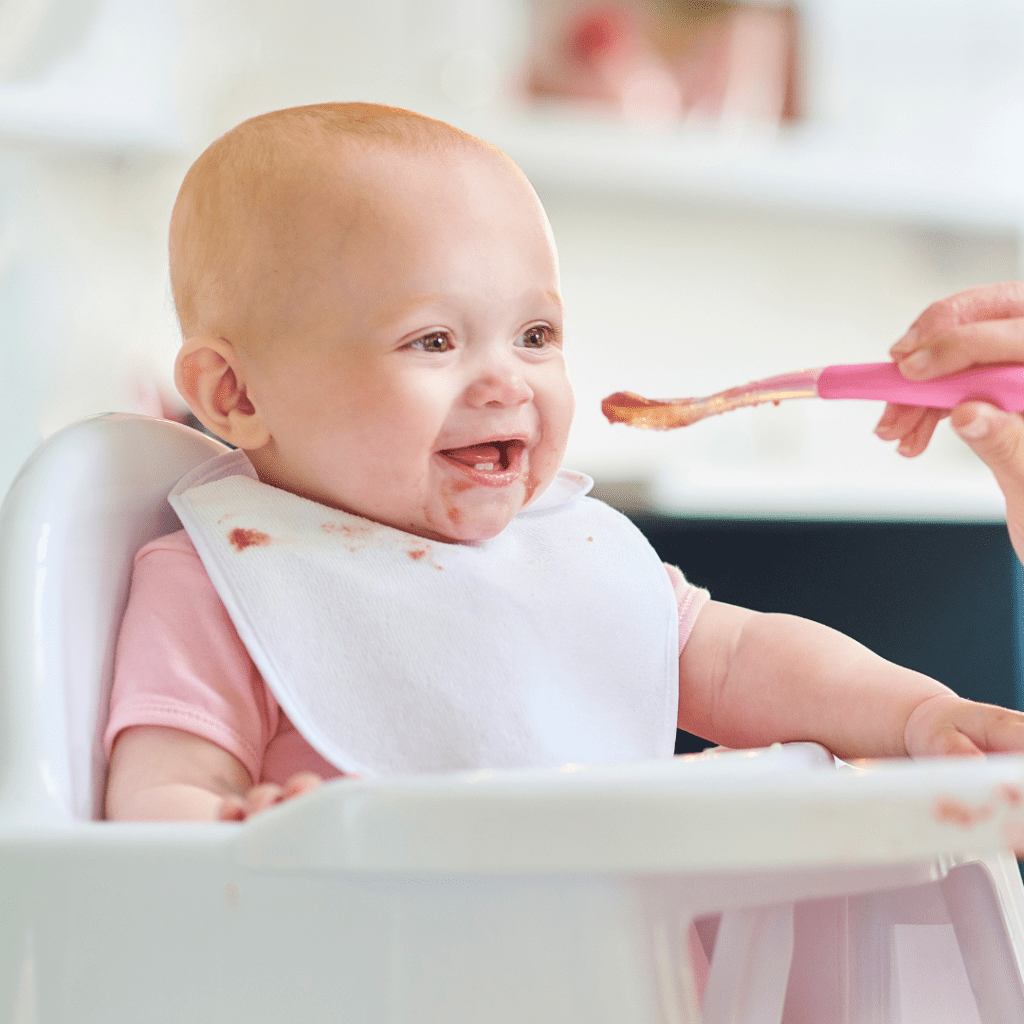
169, 102, 487, 344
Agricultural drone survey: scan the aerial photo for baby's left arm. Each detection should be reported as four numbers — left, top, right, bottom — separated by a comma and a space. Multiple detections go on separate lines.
678, 600, 1024, 759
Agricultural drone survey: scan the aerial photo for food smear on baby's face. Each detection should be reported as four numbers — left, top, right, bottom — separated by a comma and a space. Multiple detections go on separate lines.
237, 140, 574, 547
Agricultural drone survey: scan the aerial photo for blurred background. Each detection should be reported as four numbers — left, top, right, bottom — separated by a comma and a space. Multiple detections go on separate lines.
2, 0, 1023, 733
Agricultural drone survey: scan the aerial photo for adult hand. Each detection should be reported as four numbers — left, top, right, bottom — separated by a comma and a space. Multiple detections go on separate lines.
874, 282, 1024, 558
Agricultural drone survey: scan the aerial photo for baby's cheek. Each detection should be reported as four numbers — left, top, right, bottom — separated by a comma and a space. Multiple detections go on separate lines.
541, 396, 575, 467
525, 438, 565, 506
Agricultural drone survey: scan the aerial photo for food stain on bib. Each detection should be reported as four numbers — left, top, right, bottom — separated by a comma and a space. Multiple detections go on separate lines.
229, 528, 271, 552
321, 519, 387, 553
321, 513, 444, 569
406, 542, 444, 571
321, 521, 374, 538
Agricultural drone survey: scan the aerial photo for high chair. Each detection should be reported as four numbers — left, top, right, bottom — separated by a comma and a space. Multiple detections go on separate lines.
2, 413, 1024, 1024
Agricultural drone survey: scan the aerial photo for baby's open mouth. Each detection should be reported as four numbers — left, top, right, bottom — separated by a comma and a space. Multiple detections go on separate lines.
439, 439, 525, 473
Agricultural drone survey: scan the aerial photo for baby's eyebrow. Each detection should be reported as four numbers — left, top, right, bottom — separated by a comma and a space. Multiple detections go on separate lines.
371, 289, 563, 329
539, 289, 563, 312
368, 293, 447, 328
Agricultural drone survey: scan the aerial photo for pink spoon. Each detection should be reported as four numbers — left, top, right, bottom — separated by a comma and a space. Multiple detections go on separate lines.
601, 362, 1024, 431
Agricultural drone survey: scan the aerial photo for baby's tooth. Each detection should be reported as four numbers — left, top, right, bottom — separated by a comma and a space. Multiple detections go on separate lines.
475, 462, 495, 471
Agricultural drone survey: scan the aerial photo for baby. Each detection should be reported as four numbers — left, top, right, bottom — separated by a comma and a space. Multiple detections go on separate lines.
104, 102, 1024, 822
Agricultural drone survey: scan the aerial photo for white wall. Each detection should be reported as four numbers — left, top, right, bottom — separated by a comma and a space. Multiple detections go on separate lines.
547, 191, 1015, 517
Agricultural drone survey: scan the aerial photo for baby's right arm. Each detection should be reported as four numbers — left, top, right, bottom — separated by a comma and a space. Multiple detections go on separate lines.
678, 599, 1024, 759
105, 725, 321, 821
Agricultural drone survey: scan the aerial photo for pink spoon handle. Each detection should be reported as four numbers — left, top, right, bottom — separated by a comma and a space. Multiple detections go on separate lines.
817, 362, 1024, 411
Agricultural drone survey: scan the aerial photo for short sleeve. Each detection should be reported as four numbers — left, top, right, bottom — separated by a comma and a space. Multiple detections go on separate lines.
664, 563, 710, 657
103, 529, 276, 784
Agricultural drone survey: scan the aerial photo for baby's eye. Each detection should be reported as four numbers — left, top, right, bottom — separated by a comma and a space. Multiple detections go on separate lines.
408, 331, 453, 353
515, 325, 551, 349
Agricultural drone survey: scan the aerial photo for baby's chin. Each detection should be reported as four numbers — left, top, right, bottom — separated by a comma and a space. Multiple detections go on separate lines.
419, 507, 520, 545
407, 489, 535, 545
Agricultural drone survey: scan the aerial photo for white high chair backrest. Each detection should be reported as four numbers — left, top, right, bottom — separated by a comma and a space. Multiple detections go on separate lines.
0, 414, 226, 822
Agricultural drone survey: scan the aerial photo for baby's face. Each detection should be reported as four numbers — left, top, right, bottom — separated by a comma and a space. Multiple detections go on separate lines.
243, 144, 574, 543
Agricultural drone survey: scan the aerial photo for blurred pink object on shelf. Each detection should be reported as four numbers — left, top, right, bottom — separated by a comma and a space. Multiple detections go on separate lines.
528, 1, 800, 128
529, 2, 682, 122
675, 5, 794, 124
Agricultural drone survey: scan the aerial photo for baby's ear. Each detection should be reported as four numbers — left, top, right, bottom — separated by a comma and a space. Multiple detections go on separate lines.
174, 337, 270, 450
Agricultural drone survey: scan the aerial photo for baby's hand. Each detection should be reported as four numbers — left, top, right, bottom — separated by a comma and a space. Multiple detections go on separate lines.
217, 771, 324, 821
904, 693, 1024, 757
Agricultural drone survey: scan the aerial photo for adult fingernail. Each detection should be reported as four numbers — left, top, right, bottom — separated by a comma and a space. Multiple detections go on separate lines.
875, 407, 896, 433
901, 349, 931, 375
955, 407, 993, 440
890, 326, 919, 356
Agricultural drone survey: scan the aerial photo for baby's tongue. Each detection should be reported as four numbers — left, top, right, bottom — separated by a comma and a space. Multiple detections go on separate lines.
444, 443, 502, 467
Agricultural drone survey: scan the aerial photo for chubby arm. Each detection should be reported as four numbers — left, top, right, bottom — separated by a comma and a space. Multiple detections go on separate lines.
105, 725, 320, 821
678, 600, 1024, 759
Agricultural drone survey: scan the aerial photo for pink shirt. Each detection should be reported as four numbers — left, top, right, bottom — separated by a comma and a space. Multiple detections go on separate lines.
104, 529, 710, 785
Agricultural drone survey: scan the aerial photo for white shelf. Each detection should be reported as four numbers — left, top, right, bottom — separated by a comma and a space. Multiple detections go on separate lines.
0, 0, 180, 155
471, 109, 1024, 234
0, 94, 180, 153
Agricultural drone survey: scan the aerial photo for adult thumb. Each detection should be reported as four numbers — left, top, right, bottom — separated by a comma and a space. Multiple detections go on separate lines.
951, 402, 1024, 513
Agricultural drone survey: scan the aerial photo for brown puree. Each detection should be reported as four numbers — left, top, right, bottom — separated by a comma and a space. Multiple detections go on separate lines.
602, 369, 822, 431
601, 392, 710, 430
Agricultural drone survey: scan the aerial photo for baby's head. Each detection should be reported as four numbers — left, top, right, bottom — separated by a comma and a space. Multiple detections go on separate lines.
171, 102, 574, 543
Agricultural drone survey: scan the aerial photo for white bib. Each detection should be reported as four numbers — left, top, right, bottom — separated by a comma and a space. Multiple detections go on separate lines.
169, 451, 678, 777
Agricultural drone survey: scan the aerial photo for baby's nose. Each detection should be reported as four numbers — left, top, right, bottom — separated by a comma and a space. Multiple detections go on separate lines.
465, 358, 534, 407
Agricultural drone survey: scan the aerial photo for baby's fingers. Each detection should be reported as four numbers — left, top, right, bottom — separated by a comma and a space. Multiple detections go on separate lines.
922, 725, 984, 757
281, 771, 323, 799
237, 774, 324, 820
915, 696, 1024, 756
217, 795, 247, 821
906, 693, 988, 757
959, 704, 1024, 755
242, 782, 287, 816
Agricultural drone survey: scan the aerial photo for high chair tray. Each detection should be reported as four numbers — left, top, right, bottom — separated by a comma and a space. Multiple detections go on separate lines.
232, 748, 1024, 875
4, 749, 1024, 1024
4, 747, 1023, 875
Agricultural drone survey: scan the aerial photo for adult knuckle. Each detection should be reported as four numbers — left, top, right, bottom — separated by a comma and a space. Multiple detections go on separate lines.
986, 423, 1023, 466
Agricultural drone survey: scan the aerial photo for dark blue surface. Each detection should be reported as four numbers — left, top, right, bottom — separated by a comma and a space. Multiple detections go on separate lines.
629, 516, 1022, 754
